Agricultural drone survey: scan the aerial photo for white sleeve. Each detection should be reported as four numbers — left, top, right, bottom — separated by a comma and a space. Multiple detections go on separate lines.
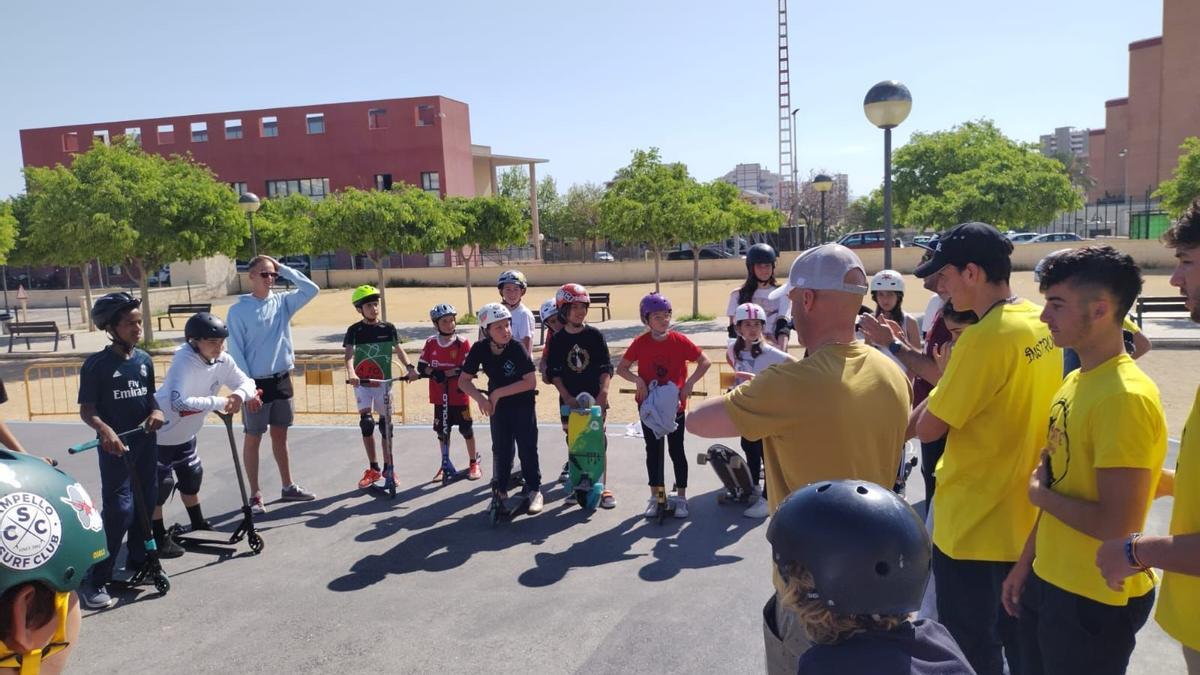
161, 350, 226, 414
725, 289, 740, 319
219, 356, 258, 401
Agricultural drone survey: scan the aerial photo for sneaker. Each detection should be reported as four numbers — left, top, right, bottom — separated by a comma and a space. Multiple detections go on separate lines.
79, 581, 117, 610
467, 461, 482, 480
157, 535, 185, 559
643, 498, 658, 519
744, 496, 769, 519
672, 496, 689, 519
358, 468, 383, 489
280, 484, 316, 502
600, 490, 616, 509
559, 462, 570, 483
250, 494, 266, 515
526, 491, 544, 514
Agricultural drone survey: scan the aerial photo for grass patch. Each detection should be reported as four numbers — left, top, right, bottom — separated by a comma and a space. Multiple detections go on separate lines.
457, 313, 478, 325
139, 338, 177, 350
676, 313, 715, 322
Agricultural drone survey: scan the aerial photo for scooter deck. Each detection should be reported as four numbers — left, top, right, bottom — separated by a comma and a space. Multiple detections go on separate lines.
698, 444, 754, 503
566, 405, 605, 509
489, 492, 531, 524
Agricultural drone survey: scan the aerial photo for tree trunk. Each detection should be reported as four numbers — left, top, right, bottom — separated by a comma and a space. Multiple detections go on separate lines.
80, 264, 95, 332
136, 260, 153, 344
372, 253, 387, 323
464, 248, 474, 317
691, 242, 700, 318
653, 247, 661, 293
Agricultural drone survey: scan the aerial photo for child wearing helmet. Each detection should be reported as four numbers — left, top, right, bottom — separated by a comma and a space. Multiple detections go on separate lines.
726, 302, 796, 519
869, 270, 921, 376
76, 292, 165, 610
728, 243, 792, 350
0, 450, 109, 674
537, 298, 562, 385
150, 312, 260, 559
546, 283, 616, 507
616, 292, 711, 519
766, 480, 972, 674
344, 285, 417, 491
497, 270, 536, 357
459, 303, 544, 514
417, 304, 481, 481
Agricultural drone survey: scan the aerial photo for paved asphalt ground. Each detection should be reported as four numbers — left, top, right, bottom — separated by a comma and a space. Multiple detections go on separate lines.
18, 420, 1185, 674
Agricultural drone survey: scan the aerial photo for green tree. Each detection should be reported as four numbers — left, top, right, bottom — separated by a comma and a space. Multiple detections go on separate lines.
844, 190, 884, 235
497, 166, 560, 228
313, 185, 461, 321
0, 201, 22, 267
21, 139, 243, 341
237, 193, 315, 260
599, 148, 696, 291
444, 195, 526, 316
1154, 136, 1200, 217
551, 182, 606, 262
892, 120, 1081, 231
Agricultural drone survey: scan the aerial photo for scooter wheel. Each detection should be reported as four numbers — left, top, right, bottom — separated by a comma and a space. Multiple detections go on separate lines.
154, 574, 171, 595
248, 532, 265, 555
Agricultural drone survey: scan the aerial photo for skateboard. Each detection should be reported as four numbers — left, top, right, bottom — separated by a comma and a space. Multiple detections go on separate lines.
565, 393, 605, 510
697, 443, 754, 504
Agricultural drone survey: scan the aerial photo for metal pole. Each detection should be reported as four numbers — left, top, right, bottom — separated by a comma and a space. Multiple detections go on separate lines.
248, 212, 258, 258
2, 265, 8, 312
820, 191, 827, 246
65, 296, 70, 329
883, 127, 894, 269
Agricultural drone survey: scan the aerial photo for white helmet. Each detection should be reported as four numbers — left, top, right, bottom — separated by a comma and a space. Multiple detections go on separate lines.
734, 303, 767, 324
539, 298, 558, 323
477, 303, 512, 330
1034, 249, 1074, 284
870, 269, 905, 293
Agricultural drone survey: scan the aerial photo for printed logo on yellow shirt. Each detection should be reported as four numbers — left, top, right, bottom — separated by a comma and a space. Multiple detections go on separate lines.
1046, 397, 1072, 487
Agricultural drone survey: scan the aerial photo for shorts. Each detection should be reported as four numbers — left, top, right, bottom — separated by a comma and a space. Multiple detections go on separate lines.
354, 384, 393, 415
243, 398, 294, 435
433, 404, 473, 438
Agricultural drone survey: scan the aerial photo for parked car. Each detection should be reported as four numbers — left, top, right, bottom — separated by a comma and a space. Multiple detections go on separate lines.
912, 235, 934, 246
1028, 232, 1085, 244
666, 247, 735, 260
1009, 233, 1040, 244
836, 230, 903, 249
147, 265, 170, 286
279, 255, 310, 271
593, 251, 615, 263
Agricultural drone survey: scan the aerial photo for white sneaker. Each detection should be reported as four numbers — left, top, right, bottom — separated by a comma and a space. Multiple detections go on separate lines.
744, 495, 769, 519
673, 496, 689, 518
250, 493, 266, 515
526, 491, 544, 515
643, 498, 658, 519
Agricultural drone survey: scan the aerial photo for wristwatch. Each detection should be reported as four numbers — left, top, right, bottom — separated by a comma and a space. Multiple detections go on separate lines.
888, 339, 904, 355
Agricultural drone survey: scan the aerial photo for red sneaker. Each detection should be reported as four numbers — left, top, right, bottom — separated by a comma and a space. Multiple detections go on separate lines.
467, 462, 482, 480
357, 468, 383, 489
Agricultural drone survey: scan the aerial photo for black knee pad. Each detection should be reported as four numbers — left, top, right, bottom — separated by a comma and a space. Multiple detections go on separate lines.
175, 460, 203, 497
377, 415, 392, 440
459, 419, 474, 440
359, 412, 375, 438
156, 470, 176, 507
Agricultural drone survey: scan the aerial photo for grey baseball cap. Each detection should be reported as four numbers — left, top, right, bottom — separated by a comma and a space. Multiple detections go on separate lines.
768, 244, 869, 301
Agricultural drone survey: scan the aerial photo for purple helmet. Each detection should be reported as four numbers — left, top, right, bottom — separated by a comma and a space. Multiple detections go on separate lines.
639, 292, 673, 321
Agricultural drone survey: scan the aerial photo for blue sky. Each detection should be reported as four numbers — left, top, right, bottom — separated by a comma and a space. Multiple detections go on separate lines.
0, 0, 1163, 200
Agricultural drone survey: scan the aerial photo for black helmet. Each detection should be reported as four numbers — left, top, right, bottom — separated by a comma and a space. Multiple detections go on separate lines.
90, 292, 141, 330
746, 243, 777, 270
766, 480, 931, 615
185, 312, 229, 340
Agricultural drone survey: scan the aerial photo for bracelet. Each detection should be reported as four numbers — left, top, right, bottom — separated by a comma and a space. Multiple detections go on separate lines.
1125, 532, 1149, 570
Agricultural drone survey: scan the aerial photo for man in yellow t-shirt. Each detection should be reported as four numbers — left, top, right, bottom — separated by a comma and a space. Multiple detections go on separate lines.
1098, 208, 1200, 674
687, 243, 911, 675
913, 222, 1062, 675
1005, 246, 1166, 674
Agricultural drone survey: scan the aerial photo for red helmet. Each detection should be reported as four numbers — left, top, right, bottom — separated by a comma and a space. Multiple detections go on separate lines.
555, 283, 590, 309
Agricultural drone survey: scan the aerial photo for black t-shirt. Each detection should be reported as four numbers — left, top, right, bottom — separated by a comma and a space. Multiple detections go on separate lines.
798, 620, 975, 675
461, 338, 535, 407
342, 320, 399, 349
77, 348, 157, 434
545, 325, 612, 397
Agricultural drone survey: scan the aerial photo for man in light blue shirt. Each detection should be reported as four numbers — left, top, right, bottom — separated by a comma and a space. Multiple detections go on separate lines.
227, 255, 319, 512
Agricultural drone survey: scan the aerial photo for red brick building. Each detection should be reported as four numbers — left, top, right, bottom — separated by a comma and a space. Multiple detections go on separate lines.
19, 96, 546, 270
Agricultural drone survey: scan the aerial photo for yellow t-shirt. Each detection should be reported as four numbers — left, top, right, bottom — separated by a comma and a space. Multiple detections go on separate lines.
1157, 385, 1200, 650
1033, 354, 1166, 605
724, 341, 911, 593
927, 298, 1063, 562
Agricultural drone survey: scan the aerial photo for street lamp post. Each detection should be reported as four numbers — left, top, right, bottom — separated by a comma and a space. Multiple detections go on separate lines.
863, 81, 912, 269
790, 108, 801, 250
812, 174, 834, 245
239, 192, 262, 258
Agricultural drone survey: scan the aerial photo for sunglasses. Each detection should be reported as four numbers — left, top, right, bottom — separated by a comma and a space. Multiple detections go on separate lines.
257, 272, 279, 279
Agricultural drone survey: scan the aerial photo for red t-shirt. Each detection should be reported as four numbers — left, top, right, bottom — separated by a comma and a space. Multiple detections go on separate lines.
621, 331, 703, 411
419, 335, 471, 406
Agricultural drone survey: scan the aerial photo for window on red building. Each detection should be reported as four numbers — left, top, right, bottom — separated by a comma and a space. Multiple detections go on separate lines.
157, 124, 175, 145
306, 113, 325, 135
421, 171, 440, 194
92, 130, 109, 146
61, 132, 79, 153
191, 122, 208, 142
374, 174, 393, 190
368, 108, 387, 130
225, 119, 242, 140
261, 116, 278, 138
230, 182, 248, 195
416, 105, 436, 127
123, 127, 141, 145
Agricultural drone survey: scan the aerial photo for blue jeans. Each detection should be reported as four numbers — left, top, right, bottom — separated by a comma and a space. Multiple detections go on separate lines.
89, 433, 158, 585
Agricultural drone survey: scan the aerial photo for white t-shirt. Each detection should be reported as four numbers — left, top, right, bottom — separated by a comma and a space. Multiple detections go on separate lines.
726, 286, 791, 333
507, 302, 535, 349
727, 339, 792, 386
154, 345, 257, 446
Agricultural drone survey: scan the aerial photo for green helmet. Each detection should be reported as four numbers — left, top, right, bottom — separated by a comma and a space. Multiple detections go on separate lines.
351, 285, 381, 308
0, 450, 108, 594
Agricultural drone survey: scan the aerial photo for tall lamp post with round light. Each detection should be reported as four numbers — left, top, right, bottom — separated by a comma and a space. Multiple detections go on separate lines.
239, 192, 262, 258
863, 81, 912, 269
812, 174, 834, 245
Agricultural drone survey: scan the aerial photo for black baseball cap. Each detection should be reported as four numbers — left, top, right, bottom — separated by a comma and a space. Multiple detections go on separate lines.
914, 222, 1013, 278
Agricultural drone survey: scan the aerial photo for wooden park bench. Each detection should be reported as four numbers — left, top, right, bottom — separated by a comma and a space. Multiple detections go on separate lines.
1134, 295, 1190, 328
590, 292, 612, 321
157, 303, 212, 331
8, 321, 77, 353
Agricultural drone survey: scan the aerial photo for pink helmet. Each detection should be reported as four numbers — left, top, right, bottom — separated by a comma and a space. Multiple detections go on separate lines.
734, 302, 766, 324
639, 292, 673, 321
